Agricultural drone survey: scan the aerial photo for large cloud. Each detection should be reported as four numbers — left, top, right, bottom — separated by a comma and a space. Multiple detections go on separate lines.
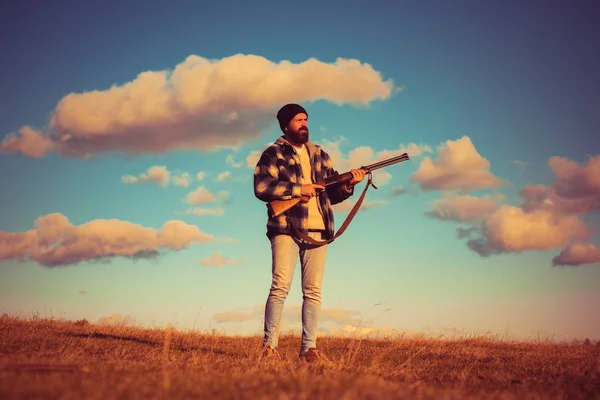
409, 136, 504, 193
0, 213, 217, 267
1, 54, 396, 159
460, 156, 600, 265
465, 205, 592, 257
414, 148, 599, 266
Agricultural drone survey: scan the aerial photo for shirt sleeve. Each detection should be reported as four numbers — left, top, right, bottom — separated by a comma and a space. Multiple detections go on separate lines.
254, 149, 302, 202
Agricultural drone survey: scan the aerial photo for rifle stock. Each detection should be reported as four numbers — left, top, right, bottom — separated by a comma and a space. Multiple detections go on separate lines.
266, 152, 409, 218
269, 197, 303, 217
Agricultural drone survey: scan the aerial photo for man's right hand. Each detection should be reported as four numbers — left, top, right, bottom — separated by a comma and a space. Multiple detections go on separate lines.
300, 184, 325, 200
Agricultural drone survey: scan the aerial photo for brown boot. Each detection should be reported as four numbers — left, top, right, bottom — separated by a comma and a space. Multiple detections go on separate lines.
259, 346, 282, 362
299, 348, 334, 365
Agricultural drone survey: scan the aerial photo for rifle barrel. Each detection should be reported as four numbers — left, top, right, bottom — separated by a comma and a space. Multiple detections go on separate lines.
363, 153, 409, 171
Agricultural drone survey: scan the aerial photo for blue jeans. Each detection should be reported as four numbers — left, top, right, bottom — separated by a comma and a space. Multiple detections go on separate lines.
263, 231, 328, 353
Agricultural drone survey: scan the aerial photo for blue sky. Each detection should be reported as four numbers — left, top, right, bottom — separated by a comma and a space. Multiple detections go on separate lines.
1, 0, 599, 341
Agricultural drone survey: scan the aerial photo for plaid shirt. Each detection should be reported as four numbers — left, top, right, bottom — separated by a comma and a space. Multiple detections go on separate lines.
254, 136, 354, 240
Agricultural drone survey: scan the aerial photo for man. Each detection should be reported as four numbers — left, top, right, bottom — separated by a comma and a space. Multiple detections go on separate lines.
253, 103, 365, 364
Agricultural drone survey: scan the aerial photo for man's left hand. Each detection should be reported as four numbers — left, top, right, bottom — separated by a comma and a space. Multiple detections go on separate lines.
349, 169, 366, 185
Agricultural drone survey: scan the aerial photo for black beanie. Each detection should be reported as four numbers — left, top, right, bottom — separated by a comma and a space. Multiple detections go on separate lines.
276, 103, 308, 131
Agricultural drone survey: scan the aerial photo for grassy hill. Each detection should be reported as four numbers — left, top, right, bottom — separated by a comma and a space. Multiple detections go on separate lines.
1, 315, 598, 399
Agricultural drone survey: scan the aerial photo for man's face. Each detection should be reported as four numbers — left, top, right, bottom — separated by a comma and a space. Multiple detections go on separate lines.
284, 113, 309, 144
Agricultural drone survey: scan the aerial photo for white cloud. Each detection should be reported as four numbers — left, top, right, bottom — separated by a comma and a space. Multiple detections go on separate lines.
173, 172, 192, 187
121, 165, 170, 187
410, 136, 504, 193
552, 243, 600, 267
2, 54, 396, 158
200, 251, 245, 267
216, 171, 231, 182
0, 212, 217, 267
186, 186, 218, 205
466, 205, 592, 256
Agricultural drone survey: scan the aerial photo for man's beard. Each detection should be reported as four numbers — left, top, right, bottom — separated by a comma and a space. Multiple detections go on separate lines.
289, 127, 309, 144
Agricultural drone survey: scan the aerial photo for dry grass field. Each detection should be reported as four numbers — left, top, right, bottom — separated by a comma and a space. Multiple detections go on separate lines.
1, 315, 599, 399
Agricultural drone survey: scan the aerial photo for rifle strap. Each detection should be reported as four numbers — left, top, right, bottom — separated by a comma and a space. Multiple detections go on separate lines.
287, 172, 378, 247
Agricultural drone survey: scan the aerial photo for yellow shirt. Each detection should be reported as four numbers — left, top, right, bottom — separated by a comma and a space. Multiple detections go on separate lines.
296, 145, 326, 230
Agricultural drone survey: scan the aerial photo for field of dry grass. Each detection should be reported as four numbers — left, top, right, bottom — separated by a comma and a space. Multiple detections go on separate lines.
1, 315, 598, 399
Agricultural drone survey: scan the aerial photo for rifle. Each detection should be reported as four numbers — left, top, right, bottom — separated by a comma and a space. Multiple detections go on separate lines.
268, 152, 410, 218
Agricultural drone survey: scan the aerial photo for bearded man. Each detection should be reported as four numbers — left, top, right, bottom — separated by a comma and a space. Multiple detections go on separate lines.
253, 103, 365, 364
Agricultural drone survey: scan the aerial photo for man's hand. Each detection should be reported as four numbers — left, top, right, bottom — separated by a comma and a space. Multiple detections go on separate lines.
301, 183, 325, 201
349, 169, 366, 185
